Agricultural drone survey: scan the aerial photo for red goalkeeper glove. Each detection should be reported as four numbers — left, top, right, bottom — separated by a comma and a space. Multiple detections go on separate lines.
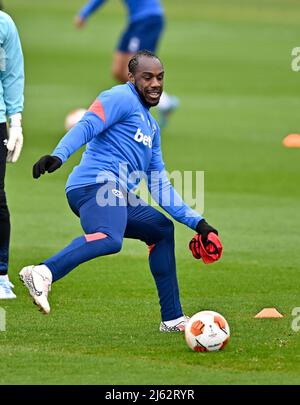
189, 219, 223, 264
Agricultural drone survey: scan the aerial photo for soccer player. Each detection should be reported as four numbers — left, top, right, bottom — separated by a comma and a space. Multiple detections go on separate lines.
20, 51, 221, 331
74, 0, 178, 128
0, 11, 24, 299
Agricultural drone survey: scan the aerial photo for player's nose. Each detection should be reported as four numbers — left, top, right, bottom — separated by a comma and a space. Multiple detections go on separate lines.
150, 76, 161, 88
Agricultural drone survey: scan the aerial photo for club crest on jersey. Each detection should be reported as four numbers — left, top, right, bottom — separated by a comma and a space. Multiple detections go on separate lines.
112, 189, 124, 198
134, 128, 152, 148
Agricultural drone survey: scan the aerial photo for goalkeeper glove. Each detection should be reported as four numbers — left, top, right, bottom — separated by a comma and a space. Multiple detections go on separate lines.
6, 113, 23, 163
189, 219, 222, 264
33, 155, 62, 179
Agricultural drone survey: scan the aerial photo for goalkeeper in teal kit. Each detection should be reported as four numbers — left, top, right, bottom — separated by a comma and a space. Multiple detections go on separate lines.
0, 11, 24, 299
20, 51, 222, 332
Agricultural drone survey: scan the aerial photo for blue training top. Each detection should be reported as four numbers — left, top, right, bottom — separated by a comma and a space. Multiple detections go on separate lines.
0, 11, 24, 123
78, 0, 164, 23
52, 82, 202, 230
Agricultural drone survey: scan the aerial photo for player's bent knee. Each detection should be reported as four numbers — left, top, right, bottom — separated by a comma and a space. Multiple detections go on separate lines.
162, 217, 174, 238
84, 232, 122, 255
108, 237, 123, 254
88, 236, 122, 256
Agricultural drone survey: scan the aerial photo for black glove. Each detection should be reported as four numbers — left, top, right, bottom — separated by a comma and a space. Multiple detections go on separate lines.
196, 219, 218, 245
33, 155, 62, 179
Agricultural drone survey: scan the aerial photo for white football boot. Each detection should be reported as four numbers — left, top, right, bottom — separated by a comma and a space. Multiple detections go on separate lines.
0, 275, 16, 299
159, 315, 190, 332
19, 265, 52, 314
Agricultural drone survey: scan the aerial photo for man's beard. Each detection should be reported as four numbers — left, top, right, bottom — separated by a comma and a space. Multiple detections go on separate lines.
134, 84, 161, 108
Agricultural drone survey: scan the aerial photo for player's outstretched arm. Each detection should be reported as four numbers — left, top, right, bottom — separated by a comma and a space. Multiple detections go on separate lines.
147, 128, 223, 263
75, 0, 107, 27
147, 128, 203, 230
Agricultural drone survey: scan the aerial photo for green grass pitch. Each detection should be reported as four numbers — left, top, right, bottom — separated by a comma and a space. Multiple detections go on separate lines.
1, 0, 300, 385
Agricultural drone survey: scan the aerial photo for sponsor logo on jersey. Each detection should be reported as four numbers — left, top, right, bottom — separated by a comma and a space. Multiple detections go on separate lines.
134, 128, 152, 148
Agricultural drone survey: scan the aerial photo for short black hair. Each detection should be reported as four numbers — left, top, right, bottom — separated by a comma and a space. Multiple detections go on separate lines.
128, 50, 162, 75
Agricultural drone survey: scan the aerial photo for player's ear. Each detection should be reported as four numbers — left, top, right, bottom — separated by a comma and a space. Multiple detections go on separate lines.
128, 72, 135, 84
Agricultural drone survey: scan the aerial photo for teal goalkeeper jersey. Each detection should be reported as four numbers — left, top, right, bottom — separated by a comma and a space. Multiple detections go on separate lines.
0, 11, 24, 123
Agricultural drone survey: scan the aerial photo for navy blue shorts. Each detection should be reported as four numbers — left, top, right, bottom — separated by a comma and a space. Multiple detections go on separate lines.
117, 15, 165, 53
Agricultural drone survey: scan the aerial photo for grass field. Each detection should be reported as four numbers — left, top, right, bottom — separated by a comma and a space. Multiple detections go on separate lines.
1, 0, 300, 385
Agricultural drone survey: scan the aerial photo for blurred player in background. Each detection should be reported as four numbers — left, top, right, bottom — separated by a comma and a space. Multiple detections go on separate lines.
20, 51, 222, 330
74, 0, 178, 128
0, 11, 24, 299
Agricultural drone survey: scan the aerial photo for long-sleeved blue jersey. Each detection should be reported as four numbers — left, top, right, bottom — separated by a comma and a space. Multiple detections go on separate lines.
52, 82, 202, 230
0, 11, 24, 123
78, 0, 164, 23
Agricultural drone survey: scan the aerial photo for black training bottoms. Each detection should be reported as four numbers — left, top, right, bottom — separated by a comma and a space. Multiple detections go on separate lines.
0, 122, 10, 275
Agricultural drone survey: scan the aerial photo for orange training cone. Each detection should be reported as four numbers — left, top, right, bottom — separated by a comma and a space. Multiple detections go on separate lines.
255, 308, 283, 318
282, 134, 300, 148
